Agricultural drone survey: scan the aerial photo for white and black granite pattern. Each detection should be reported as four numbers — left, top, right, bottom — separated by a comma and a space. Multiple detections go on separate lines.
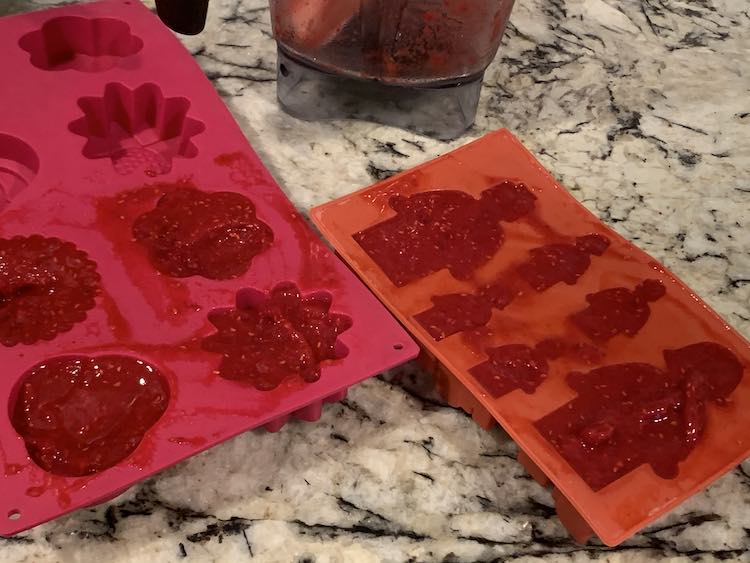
2, 0, 750, 562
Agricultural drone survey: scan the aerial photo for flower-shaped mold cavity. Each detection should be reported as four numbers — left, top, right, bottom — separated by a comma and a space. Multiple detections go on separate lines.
202, 283, 353, 391
0, 236, 100, 346
69, 83, 205, 176
19, 16, 143, 72
11, 355, 170, 477
0, 134, 39, 211
133, 186, 274, 279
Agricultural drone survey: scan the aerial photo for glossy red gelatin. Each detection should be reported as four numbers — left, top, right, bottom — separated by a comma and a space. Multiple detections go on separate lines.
0, 235, 100, 346
11, 355, 170, 477
133, 186, 274, 280
202, 283, 353, 390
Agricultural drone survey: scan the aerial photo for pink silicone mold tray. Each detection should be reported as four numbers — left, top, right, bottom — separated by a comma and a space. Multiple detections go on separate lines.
0, 0, 418, 535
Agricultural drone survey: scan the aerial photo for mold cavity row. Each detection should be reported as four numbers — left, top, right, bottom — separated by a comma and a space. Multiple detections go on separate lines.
19, 16, 143, 72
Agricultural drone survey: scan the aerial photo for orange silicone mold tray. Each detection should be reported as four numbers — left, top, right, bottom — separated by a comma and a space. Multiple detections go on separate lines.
311, 129, 750, 546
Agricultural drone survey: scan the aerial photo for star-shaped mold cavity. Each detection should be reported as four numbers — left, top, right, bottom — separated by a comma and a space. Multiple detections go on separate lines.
69, 83, 205, 176
202, 283, 353, 391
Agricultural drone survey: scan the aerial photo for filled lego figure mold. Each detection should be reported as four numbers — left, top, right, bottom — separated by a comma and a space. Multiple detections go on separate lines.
133, 187, 274, 280
535, 342, 744, 491
12, 355, 170, 477
354, 181, 536, 287
518, 234, 610, 292
0, 236, 100, 346
571, 279, 666, 343
202, 283, 352, 391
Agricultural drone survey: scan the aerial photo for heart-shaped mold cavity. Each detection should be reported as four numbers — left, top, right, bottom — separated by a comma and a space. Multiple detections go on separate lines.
10, 355, 170, 477
203, 283, 353, 391
69, 83, 206, 176
0, 134, 39, 211
19, 16, 143, 72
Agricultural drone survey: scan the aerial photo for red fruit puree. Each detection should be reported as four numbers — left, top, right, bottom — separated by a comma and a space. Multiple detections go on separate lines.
133, 187, 273, 280
535, 342, 744, 491
354, 181, 536, 287
0, 236, 100, 347
11, 355, 170, 477
202, 283, 352, 390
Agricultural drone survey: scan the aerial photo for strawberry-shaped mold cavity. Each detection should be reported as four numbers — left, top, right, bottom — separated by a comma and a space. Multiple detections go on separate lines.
0, 236, 100, 347
0, 134, 39, 211
69, 83, 205, 176
353, 181, 536, 287
132, 186, 274, 279
202, 283, 353, 390
11, 355, 170, 476
19, 16, 143, 72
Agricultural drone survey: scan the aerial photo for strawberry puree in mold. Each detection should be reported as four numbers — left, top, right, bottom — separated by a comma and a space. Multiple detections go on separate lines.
0, 236, 100, 347
312, 129, 750, 545
133, 186, 274, 280
11, 355, 169, 477
202, 283, 352, 390
0, 1, 417, 536
353, 181, 536, 287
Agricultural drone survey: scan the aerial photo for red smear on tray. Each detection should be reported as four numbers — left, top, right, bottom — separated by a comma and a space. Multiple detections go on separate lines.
11, 355, 170, 477
0, 235, 100, 346
202, 283, 352, 390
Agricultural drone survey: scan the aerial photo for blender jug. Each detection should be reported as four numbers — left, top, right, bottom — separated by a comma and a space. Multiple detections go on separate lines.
271, 0, 515, 139
157, 0, 516, 139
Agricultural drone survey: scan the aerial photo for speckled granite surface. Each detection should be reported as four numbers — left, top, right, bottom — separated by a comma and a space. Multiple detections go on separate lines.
1, 0, 749, 562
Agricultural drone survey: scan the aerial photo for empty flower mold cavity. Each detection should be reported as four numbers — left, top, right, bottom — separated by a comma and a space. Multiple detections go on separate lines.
69, 83, 205, 176
202, 283, 353, 391
0, 134, 39, 211
19, 17, 143, 72
11, 355, 170, 477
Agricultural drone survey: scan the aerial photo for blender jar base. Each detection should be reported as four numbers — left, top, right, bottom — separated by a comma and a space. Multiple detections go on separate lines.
276, 48, 483, 140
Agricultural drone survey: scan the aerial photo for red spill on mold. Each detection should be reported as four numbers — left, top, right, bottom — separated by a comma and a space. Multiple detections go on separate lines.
535, 342, 743, 491
0, 235, 100, 346
133, 186, 274, 280
202, 283, 352, 390
354, 181, 536, 287
11, 355, 170, 477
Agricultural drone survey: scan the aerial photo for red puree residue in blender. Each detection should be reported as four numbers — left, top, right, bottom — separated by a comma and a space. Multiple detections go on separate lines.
133, 187, 273, 280
202, 282, 352, 390
518, 234, 611, 292
571, 279, 666, 343
11, 355, 170, 477
535, 342, 744, 491
0, 235, 100, 346
354, 181, 536, 287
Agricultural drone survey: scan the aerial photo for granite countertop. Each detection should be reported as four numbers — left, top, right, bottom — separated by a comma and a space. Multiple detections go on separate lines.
2, 0, 749, 562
